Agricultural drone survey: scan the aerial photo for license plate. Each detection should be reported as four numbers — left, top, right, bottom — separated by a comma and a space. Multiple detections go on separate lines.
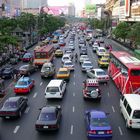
98, 131, 104, 134
43, 126, 48, 129
5, 116, 10, 119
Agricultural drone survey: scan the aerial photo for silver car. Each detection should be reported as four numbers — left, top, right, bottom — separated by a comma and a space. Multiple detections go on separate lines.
81, 61, 93, 72
87, 68, 109, 83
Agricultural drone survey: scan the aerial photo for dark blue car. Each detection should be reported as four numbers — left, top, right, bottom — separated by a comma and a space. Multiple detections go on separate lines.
85, 110, 112, 139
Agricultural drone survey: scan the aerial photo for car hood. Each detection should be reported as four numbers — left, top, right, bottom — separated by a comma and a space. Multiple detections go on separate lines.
90, 125, 111, 131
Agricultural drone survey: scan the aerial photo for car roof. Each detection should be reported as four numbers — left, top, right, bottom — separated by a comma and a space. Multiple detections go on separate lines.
90, 110, 106, 118
41, 106, 56, 113
64, 60, 72, 63
93, 68, 104, 72
98, 47, 106, 50
47, 79, 63, 87
59, 68, 68, 71
42, 62, 53, 67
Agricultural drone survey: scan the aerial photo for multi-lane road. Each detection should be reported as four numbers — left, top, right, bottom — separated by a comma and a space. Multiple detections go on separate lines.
0, 31, 140, 140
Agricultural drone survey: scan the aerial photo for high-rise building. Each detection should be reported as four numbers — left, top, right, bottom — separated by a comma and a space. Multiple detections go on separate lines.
23, 0, 48, 8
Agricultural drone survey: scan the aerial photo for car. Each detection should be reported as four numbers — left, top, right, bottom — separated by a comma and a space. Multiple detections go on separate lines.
52, 36, 58, 43
1, 66, 14, 79
92, 43, 100, 52
98, 37, 104, 43
79, 41, 85, 48
98, 57, 109, 68
68, 43, 75, 50
81, 61, 93, 72
19, 64, 37, 75
55, 49, 63, 57
80, 48, 87, 55
63, 60, 74, 71
40, 62, 55, 78
35, 105, 62, 131
64, 50, 73, 58
79, 55, 89, 64
0, 96, 28, 119
62, 54, 72, 63
22, 53, 33, 62
9, 55, 18, 65
83, 79, 101, 100
96, 47, 106, 57
58, 40, 66, 46
87, 68, 109, 83
56, 68, 70, 80
85, 110, 112, 139
14, 76, 35, 94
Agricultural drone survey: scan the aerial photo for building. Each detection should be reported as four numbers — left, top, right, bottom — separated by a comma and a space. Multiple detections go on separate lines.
0, 0, 22, 17
23, 0, 48, 8
68, 3, 75, 16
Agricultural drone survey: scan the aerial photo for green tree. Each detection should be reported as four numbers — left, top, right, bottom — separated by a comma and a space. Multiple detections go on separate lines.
112, 22, 130, 42
127, 22, 140, 47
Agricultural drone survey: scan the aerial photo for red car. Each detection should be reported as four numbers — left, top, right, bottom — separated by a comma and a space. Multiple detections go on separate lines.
22, 53, 33, 62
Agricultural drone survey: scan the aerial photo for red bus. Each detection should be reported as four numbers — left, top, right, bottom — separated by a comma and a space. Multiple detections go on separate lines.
33, 45, 54, 66
108, 51, 140, 94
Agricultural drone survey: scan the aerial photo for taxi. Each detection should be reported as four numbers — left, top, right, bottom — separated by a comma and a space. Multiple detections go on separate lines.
52, 36, 58, 43
22, 53, 33, 62
102, 53, 110, 60
98, 57, 109, 67
55, 49, 63, 57
14, 76, 35, 94
56, 68, 70, 80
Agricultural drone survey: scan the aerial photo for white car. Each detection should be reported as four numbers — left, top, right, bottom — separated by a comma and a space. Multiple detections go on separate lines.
68, 43, 75, 50
96, 47, 106, 57
63, 60, 74, 71
62, 54, 71, 63
87, 68, 109, 83
92, 43, 99, 52
81, 61, 93, 72
79, 55, 89, 64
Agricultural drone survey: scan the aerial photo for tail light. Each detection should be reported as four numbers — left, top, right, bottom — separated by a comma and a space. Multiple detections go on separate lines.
129, 120, 132, 125
84, 90, 88, 93
106, 130, 112, 134
88, 130, 96, 134
49, 125, 57, 128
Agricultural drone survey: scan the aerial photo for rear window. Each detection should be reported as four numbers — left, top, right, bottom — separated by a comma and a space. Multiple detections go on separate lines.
132, 110, 140, 119
90, 118, 109, 127
47, 87, 59, 92
131, 70, 140, 76
58, 71, 68, 74
4, 101, 17, 108
39, 112, 56, 121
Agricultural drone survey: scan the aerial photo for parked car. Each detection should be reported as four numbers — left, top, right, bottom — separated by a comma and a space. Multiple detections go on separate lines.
85, 110, 112, 139
35, 105, 62, 131
14, 76, 35, 94
83, 79, 101, 101
87, 68, 109, 83
0, 96, 28, 119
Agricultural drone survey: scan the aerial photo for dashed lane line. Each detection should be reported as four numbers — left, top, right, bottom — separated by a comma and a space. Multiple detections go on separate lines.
73, 93, 75, 96
40, 82, 43, 86
33, 92, 38, 98
118, 126, 123, 135
72, 106, 75, 112
13, 126, 20, 134
112, 106, 115, 112
70, 125, 73, 135
24, 107, 30, 113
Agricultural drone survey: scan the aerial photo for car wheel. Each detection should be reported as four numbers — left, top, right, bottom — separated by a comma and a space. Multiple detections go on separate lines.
19, 111, 22, 118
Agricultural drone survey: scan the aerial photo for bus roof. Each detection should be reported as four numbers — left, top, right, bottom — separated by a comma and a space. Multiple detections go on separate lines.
111, 51, 140, 69
34, 45, 53, 52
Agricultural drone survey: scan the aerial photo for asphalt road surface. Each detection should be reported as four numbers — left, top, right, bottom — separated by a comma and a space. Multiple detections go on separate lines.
0, 31, 139, 140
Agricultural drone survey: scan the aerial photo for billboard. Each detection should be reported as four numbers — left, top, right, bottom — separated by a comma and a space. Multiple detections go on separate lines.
85, 4, 96, 14
125, 0, 130, 17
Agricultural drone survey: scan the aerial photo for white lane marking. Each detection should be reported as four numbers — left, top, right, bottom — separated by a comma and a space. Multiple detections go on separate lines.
73, 93, 75, 96
13, 126, 20, 134
70, 125, 73, 135
25, 107, 30, 114
33, 92, 38, 98
73, 82, 75, 85
40, 82, 43, 86
118, 126, 123, 135
107, 92, 110, 97
72, 106, 75, 112
112, 106, 115, 112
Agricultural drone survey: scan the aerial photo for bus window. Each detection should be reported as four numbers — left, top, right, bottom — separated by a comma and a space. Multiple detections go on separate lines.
131, 70, 140, 76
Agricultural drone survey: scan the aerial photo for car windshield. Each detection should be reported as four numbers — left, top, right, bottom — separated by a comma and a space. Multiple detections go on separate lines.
63, 57, 69, 60
20, 65, 28, 70
64, 62, 72, 66
97, 71, 106, 76
4, 101, 17, 108
99, 49, 105, 52
101, 59, 108, 62
90, 118, 109, 127
81, 55, 88, 59
47, 87, 59, 92
39, 112, 56, 121
17, 81, 27, 86
42, 67, 50, 71
58, 71, 68, 74
133, 110, 140, 119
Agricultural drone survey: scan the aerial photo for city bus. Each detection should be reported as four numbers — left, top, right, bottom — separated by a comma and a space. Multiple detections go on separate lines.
108, 51, 140, 94
33, 45, 54, 66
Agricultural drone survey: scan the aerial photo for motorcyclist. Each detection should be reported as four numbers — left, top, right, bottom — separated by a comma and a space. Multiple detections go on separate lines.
75, 53, 78, 62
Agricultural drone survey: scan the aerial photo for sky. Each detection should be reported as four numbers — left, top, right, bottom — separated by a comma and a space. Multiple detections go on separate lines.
48, 0, 106, 11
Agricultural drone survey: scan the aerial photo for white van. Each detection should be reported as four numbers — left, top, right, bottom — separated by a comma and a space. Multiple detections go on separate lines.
45, 79, 66, 99
120, 94, 140, 129
96, 47, 106, 57
62, 54, 71, 63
